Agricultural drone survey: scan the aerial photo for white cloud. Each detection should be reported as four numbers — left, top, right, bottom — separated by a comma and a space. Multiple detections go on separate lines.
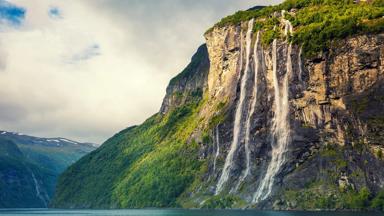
0, 0, 282, 143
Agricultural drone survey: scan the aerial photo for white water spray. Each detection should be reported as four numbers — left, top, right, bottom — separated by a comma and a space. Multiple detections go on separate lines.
216, 19, 254, 194
298, 46, 303, 83
253, 12, 292, 203
235, 31, 261, 190
31, 171, 48, 207
282, 10, 293, 36
213, 126, 220, 173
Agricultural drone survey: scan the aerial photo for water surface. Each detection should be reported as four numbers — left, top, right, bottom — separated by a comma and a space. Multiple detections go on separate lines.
0, 209, 382, 216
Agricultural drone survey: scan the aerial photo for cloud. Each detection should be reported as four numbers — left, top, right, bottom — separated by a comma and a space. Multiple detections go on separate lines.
68, 44, 101, 63
0, 0, 282, 143
48, 6, 62, 19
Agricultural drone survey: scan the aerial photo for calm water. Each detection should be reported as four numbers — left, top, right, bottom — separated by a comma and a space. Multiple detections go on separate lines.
0, 209, 382, 216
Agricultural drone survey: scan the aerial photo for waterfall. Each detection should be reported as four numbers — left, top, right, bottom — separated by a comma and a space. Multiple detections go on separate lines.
235, 31, 261, 190
213, 126, 220, 173
298, 46, 303, 83
31, 171, 48, 207
253, 13, 292, 203
216, 19, 254, 194
282, 10, 293, 36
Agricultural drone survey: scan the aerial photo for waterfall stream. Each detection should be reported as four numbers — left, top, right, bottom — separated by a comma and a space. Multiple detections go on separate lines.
298, 46, 304, 84
213, 126, 220, 174
235, 31, 261, 190
253, 12, 292, 203
31, 171, 48, 207
216, 19, 254, 194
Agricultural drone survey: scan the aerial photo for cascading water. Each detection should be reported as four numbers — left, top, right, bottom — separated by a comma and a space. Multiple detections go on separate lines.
253, 12, 292, 203
298, 46, 303, 83
216, 19, 254, 194
31, 171, 48, 207
213, 126, 220, 173
235, 31, 261, 190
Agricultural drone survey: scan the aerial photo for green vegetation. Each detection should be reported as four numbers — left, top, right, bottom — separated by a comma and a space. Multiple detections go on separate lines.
53, 91, 208, 208
208, 100, 229, 128
350, 97, 370, 114
52, 40, 213, 209
371, 190, 384, 211
169, 45, 208, 86
53, 0, 384, 210
284, 186, 373, 210
377, 149, 383, 159
284, 143, 384, 211
201, 195, 241, 209
285, 185, 384, 210
291, 1, 384, 57
0, 139, 54, 208
113, 102, 205, 207
254, 17, 282, 46
207, 0, 384, 57
0, 135, 93, 208
320, 144, 338, 157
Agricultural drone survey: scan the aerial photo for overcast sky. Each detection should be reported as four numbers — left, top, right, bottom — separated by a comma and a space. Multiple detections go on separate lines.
0, 0, 282, 144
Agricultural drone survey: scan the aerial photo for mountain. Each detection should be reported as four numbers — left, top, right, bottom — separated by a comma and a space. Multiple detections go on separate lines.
0, 131, 96, 208
52, 0, 384, 211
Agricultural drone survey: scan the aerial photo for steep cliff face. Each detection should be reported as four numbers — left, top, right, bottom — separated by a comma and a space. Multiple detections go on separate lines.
160, 44, 210, 114
186, 17, 384, 209
53, 0, 384, 211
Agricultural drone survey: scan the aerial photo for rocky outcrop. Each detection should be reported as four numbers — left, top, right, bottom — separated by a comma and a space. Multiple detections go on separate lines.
160, 44, 210, 114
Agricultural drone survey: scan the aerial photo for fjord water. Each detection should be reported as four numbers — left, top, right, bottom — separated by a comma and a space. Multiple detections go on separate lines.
0, 209, 382, 216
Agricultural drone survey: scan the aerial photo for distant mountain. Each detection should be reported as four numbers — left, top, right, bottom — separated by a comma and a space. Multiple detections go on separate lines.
0, 131, 97, 208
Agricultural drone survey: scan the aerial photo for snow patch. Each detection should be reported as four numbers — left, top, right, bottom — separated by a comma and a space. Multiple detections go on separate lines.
60, 138, 78, 145
46, 139, 60, 143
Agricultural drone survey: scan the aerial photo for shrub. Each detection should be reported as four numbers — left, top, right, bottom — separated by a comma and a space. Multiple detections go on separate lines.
371, 190, 384, 211
377, 149, 383, 159
345, 187, 371, 210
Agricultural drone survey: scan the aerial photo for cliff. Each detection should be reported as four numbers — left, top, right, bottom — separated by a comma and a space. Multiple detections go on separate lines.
198, 17, 384, 210
52, 0, 384, 211
160, 44, 210, 114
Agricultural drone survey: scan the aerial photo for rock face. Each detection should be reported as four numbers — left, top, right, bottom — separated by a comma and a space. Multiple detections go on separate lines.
52, 6, 384, 211
193, 17, 384, 209
160, 44, 210, 114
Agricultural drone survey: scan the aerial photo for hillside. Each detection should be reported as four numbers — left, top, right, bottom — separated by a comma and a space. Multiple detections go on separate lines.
0, 131, 96, 208
52, 0, 384, 211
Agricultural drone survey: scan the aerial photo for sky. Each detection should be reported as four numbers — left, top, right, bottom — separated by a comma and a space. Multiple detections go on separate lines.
0, 0, 282, 144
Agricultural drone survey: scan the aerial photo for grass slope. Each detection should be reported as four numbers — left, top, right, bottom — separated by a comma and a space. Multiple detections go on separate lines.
52, 96, 206, 208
